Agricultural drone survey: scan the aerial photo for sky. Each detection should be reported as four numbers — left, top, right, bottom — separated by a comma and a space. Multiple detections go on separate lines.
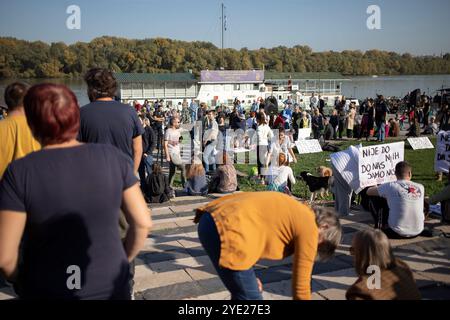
0, 0, 449, 55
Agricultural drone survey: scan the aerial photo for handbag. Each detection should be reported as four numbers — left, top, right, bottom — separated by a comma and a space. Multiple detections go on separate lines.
170, 150, 183, 165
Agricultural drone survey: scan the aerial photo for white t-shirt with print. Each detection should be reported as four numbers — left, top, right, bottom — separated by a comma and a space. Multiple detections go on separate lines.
378, 180, 425, 237
164, 127, 181, 155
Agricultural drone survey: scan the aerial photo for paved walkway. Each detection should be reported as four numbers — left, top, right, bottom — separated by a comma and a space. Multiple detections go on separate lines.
136, 196, 450, 300
0, 132, 448, 301
2, 193, 448, 300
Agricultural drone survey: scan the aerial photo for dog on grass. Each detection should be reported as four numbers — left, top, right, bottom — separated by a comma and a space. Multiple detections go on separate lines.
299, 166, 333, 202
317, 166, 333, 178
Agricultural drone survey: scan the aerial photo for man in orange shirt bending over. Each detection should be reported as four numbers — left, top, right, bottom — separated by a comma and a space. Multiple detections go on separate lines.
195, 192, 342, 300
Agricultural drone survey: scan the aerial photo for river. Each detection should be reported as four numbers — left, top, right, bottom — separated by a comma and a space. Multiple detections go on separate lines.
1, 74, 449, 107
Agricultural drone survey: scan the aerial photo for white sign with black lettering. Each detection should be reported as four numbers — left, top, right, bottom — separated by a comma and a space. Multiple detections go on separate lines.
407, 137, 434, 150
359, 142, 404, 188
435, 131, 450, 173
233, 147, 250, 154
295, 140, 322, 154
297, 128, 312, 140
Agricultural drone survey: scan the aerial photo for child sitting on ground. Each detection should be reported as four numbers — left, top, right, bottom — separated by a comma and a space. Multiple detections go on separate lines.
184, 160, 208, 196
346, 229, 421, 300
267, 153, 296, 195
146, 163, 172, 203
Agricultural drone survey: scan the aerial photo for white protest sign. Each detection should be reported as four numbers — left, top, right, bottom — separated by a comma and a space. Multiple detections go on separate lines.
295, 140, 322, 154
233, 147, 250, 153
297, 128, 312, 140
359, 142, 404, 188
407, 137, 434, 150
435, 131, 450, 173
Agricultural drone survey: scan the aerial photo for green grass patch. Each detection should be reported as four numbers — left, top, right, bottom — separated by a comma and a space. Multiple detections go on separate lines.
236, 136, 443, 199
171, 136, 443, 199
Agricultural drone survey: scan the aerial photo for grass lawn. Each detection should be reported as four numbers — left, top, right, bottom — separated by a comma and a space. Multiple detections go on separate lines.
171, 136, 443, 199
234, 136, 443, 199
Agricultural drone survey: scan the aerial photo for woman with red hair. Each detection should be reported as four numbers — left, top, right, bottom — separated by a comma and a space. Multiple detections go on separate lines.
0, 84, 152, 300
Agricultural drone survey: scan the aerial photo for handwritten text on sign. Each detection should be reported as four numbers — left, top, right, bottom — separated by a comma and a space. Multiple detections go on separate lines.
435, 131, 450, 173
295, 140, 322, 154
359, 142, 404, 188
407, 137, 434, 150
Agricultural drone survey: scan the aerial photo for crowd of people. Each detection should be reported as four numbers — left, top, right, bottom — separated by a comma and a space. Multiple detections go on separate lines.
126, 86, 446, 200
0, 67, 448, 301
0, 76, 152, 300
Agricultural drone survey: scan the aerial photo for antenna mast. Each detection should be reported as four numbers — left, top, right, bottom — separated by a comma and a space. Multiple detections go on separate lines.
221, 3, 226, 70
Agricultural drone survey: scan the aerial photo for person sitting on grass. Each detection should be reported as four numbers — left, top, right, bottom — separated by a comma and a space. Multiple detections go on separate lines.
208, 152, 238, 194
366, 161, 426, 239
346, 229, 421, 300
146, 163, 171, 204
184, 159, 208, 196
267, 153, 296, 195
195, 192, 342, 300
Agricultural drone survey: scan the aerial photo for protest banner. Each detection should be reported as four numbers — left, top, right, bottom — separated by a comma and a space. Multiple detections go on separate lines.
358, 142, 404, 188
435, 131, 450, 173
407, 137, 434, 150
297, 128, 312, 140
295, 140, 322, 154
233, 147, 251, 153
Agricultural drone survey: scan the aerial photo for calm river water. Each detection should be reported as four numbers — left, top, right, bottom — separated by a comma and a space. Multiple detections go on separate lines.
1, 74, 449, 107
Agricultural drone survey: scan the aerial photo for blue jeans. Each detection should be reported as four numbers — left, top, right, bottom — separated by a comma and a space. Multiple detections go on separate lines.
376, 121, 385, 141
190, 112, 197, 124
197, 213, 263, 300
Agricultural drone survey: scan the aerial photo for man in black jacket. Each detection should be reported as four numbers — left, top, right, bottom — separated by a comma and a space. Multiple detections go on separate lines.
375, 95, 388, 142
318, 95, 325, 116
139, 117, 156, 193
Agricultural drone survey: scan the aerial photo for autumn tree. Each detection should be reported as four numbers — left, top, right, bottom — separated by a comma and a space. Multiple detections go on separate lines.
0, 36, 449, 78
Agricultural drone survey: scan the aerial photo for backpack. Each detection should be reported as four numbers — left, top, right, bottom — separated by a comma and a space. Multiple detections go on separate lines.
148, 174, 166, 196
321, 142, 340, 152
